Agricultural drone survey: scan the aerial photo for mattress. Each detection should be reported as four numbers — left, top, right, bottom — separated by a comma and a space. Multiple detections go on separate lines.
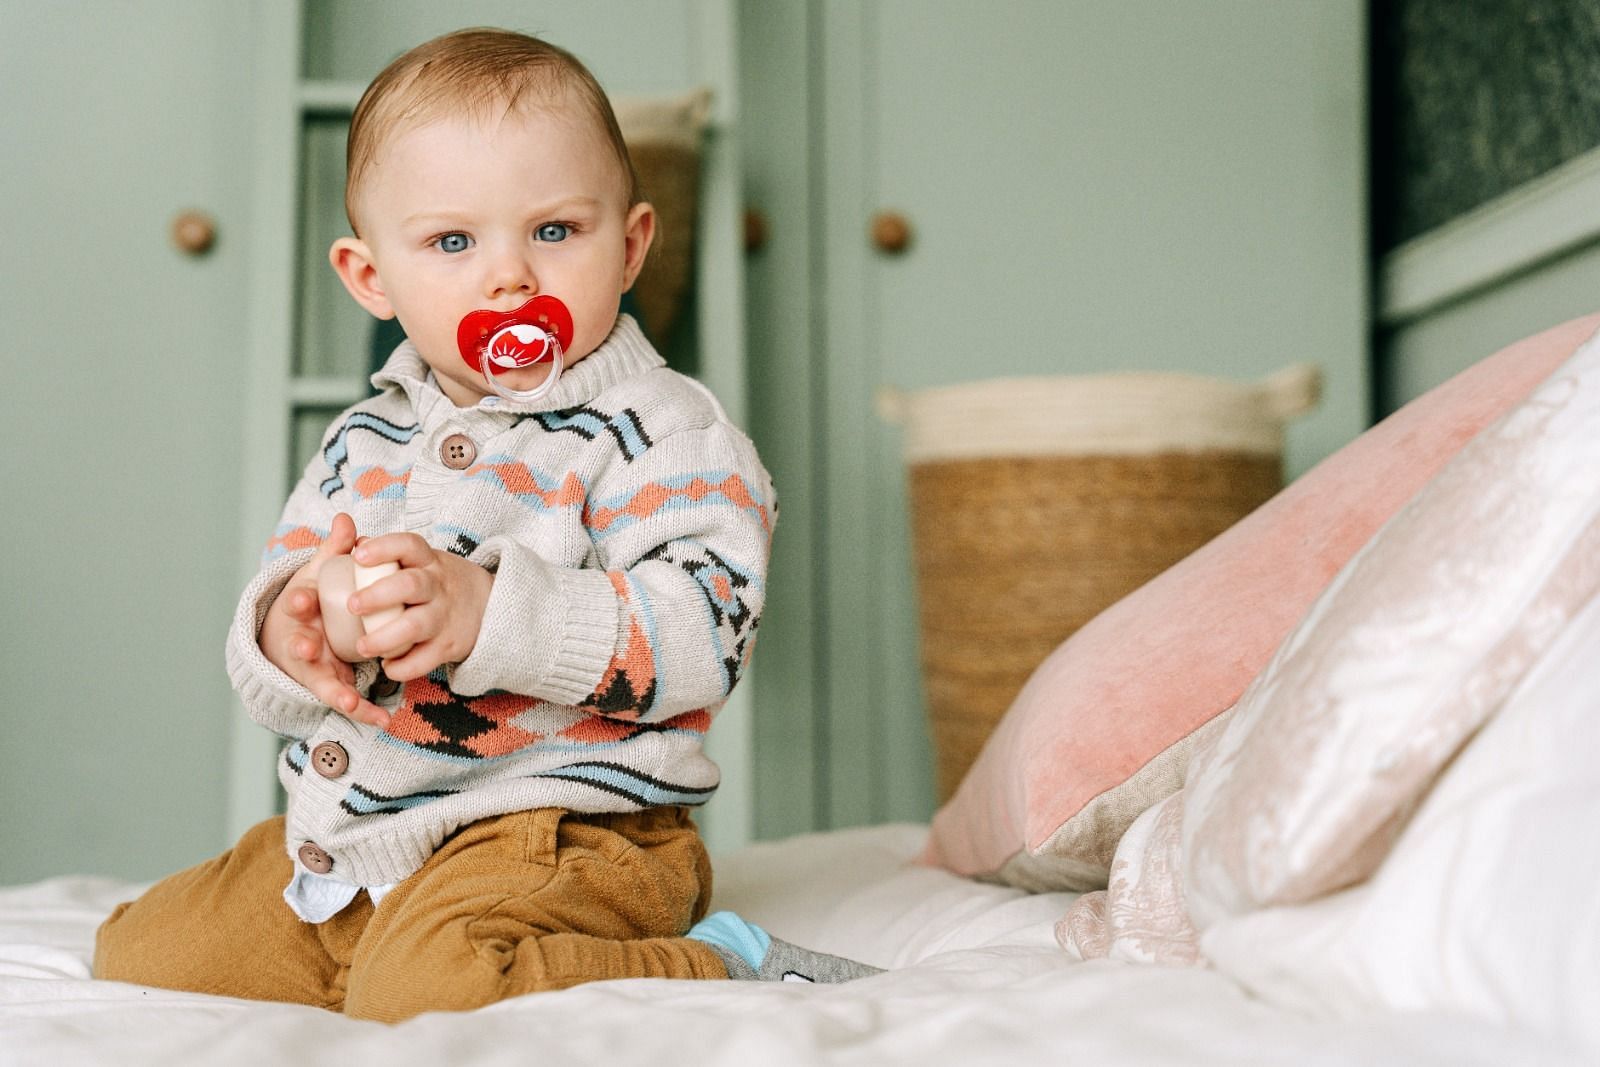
0, 824, 1580, 1066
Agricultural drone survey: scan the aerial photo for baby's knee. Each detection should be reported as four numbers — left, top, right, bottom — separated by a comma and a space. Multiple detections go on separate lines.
345, 912, 584, 1022
92, 896, 174, 986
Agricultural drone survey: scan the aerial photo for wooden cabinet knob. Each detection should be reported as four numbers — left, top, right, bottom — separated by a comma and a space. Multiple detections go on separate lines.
744, 208, 769, 254
171, 210, 217, 256
870, 211, 913, 254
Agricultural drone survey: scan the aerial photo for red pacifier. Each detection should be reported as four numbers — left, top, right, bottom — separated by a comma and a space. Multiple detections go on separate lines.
456, 295, 574, 402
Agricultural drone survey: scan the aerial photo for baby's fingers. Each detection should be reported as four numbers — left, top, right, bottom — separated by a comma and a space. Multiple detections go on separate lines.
307, 674, 391, 729
353, 530, 435, 570
291, 633, 321, 663
279, 586, 321, 623
356, 611, 421, 666
348, 567, 428, 626
379, 639, 449, 684
317, 513, 359, 559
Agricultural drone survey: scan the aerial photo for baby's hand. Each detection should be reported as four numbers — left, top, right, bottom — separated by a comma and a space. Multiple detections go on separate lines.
346, 532, 493, 682
259, 512, 392, 728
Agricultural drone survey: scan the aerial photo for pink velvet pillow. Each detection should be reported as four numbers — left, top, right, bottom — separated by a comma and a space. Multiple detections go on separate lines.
922, 313, 1600, 891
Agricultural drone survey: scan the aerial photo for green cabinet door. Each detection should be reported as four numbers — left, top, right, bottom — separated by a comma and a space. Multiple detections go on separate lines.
1, 1, 256, 881
745, 0, 1367, 832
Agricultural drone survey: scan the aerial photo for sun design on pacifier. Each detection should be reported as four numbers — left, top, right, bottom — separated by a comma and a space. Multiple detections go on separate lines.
486, 323, 552, 369
456, 295, 575, 402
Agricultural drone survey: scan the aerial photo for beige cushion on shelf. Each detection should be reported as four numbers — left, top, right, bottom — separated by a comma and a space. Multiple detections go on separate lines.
615, 88, 712, 349
1181, 321, 1600, 929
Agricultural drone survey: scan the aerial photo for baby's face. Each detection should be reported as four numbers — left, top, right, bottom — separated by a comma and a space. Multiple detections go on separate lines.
349, 99, 649, 405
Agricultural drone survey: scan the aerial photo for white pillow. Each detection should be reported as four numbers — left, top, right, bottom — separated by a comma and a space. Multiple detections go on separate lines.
1199, 585, 1600, 1056
1180, 325, 1600, 928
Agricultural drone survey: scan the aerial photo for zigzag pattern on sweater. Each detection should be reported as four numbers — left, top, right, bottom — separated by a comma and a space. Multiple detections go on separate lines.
463, 456, 587, 514
529, 761, 719, 807
319, 413, 422, 498
264, 523, 327, 561
333, 753, 718, 817
346, 465, 411, 501
585, 472, 773, 538
517, 405, 654, 462
340, 782, 459, 816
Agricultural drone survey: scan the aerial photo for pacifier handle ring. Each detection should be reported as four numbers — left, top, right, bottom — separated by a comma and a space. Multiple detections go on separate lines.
480, 329, 564, 403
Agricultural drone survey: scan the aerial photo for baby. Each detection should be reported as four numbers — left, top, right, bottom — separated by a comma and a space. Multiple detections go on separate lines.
94, 27, 877, 1022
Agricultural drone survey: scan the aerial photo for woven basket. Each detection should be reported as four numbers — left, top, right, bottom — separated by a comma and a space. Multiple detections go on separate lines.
880, 365, 1321, 802
614, 88, 712, 350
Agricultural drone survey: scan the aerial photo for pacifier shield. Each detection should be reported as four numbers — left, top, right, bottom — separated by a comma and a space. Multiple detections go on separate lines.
487, 323, 552, 369
456, 295, 575, 374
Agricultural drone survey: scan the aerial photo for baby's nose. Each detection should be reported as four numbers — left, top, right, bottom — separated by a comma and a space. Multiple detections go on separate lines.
487, 250, 538, 298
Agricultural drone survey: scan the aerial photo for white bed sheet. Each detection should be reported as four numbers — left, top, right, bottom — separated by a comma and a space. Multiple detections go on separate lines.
0, 824, 1583, 1066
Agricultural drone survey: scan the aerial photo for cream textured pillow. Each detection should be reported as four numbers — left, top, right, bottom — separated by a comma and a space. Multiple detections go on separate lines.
1182, 322, 1600, 927
1200, 584, 1600, 1057
921, 313, 1600, 891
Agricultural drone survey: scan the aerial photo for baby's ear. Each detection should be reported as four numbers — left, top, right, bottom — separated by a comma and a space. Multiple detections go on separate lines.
620, 201, 657, 292
329, 237, 395, 320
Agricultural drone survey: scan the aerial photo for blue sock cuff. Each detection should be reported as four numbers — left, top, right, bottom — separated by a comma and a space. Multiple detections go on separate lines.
686, 910, 771, 971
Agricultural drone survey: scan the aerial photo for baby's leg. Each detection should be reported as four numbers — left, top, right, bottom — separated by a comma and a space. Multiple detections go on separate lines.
687, 911, 884, 983
343, 806, 726, 1022
93, 815, 369, 1009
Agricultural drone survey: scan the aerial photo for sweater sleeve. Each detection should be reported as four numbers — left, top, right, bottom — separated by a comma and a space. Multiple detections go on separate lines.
223, 450, 354, 740
449, 416, 775, 723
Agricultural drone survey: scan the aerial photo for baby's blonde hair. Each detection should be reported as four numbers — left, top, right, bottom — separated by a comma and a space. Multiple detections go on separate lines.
344, 27, 641, 234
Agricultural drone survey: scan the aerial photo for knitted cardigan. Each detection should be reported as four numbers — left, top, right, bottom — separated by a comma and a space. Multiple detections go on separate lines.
225, 316, 773, 887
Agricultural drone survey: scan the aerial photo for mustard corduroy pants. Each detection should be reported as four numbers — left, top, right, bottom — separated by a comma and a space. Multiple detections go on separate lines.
93, 806, 727, 1022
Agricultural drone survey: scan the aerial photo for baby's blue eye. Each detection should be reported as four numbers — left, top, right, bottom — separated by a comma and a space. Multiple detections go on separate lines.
437, 233, 471, 253
535, 223, 571, 243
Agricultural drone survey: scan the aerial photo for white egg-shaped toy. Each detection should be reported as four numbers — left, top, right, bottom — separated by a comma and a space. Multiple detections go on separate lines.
316, 554, 402, 662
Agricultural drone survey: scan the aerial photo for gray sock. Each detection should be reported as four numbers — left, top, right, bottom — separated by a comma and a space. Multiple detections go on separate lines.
687, 910, 883, 983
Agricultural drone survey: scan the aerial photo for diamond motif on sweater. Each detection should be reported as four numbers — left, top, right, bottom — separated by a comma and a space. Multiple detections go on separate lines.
644, 544, 762, 695
385, 673, 544, 759
580, 572, 658, 718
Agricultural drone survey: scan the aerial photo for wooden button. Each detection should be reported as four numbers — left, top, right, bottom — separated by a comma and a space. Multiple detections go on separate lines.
297, 841, 333, 875
371, 671, 401, 701
440, 433, 477, 470
310, 741, 348, 779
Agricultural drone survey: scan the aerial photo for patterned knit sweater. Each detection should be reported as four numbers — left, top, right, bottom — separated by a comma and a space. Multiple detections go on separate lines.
225, 316, 773, 887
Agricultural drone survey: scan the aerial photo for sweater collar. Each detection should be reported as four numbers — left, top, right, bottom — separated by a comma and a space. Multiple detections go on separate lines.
371, 314, 665, 414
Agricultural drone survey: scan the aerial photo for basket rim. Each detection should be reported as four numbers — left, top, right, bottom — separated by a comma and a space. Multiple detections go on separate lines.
878, 364, 1321, 463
